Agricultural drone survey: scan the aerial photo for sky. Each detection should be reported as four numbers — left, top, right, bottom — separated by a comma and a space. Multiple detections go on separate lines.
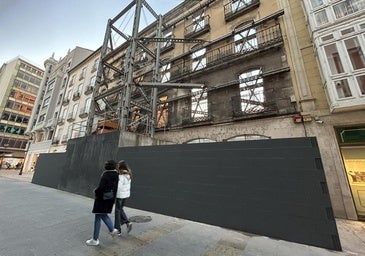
0, 0, 181, 68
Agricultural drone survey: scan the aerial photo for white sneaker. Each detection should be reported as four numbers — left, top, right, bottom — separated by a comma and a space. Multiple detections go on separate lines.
86, 238, 99, 246
110, 228, 119, 237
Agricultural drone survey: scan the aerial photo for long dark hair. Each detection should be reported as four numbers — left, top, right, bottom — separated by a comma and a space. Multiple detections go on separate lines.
118, 160, 132, 177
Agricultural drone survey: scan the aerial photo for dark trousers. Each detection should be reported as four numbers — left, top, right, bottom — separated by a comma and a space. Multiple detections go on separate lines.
114, 198, 129, 232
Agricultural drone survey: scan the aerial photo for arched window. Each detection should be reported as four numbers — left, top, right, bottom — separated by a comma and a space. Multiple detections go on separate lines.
239, 68, 264, 114
185, 138, 216, 144
226, 134, 270, 141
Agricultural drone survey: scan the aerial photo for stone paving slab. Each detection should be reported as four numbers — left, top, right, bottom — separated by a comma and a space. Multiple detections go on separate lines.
0, 175, 364, 256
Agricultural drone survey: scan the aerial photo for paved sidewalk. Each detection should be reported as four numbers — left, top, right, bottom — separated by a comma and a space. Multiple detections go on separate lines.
0, 174, 364, 256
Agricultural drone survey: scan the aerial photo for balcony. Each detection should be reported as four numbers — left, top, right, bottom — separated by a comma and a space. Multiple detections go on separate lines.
67, 113, 76, 122
72, 92, 81, 101
61, 134, 68, 143
62, 99, 70, 106
171, 24, 282, 80
224, 0, 260, 22
57, 118, 65, 125
79, 107, 89, 118
184, 15, 210, 38
84, 85, 94, 95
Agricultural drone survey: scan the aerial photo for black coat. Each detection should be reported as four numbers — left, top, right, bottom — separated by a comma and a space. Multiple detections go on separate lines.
92, 170, 118, 214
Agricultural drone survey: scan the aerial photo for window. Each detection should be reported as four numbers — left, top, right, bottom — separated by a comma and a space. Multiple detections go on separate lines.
89, 76, 96, 88
72, 104, 78, 118
192, 12, 206, 33
333, 0, 364, 19
235, 27, 257, 53
156, 96, 168, 128
77, 83, 84, 94
344, 37, 365, 70
162, 31, 173, 49
310, 0, 324, 8
92, 58, 99, 72
231, 0, 253, 13
239, 68, 264, 113
335, 79, 352, 98
48, 81, 55, 91
79, 67, 86, 80
85, 98, 91, 112
191, 88, 208, 119
42, 97, 50, 108
324, 44, 345, 74
191, 48, 206, 71
160, 63, 171, 82
356, 75, 365, 95
314, 10, 329, 26
79, 120, 87, 137
38, 114, 45, 123
69, 75, 75, 86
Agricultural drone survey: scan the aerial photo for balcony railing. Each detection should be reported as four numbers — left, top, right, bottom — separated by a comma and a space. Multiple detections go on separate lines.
84, 85, 94, 95
73, 92, 81, 101
67, 113, 76, 122
171, 24, 282, 79
62, 99, 70, 106
224, 0, 260, 21
184, 15, 210, 38
79, 107, 89, 118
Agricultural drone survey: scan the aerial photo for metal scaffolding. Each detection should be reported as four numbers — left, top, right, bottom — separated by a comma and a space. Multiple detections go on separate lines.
85, 0, 206, 137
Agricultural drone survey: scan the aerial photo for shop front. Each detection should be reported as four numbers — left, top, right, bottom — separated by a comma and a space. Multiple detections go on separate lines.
337, 126, 365, 220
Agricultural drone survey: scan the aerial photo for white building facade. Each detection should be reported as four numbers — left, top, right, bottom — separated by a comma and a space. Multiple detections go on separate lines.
301, 0, 365, 219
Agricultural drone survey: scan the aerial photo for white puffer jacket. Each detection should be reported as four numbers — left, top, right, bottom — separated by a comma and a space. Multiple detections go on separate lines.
116, 173, 131, 199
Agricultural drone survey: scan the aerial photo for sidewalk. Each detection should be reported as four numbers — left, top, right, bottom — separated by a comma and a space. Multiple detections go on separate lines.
0, 173, 364, 256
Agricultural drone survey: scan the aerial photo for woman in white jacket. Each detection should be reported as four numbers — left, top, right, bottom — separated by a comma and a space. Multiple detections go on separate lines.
114, 160, 132, 235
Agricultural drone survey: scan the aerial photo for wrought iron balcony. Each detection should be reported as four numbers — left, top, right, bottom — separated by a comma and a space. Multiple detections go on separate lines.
171, 24, 282, 80
67, 113, 76, 122
184, 15, 210, 38
62, 98, 70, 106
79, 107, 89, 118
84, 85, 94, 95
224, 0, 260, 22
72, 92, 81, 101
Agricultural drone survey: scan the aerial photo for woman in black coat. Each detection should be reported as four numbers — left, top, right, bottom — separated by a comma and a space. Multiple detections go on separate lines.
86, 160, 119, 246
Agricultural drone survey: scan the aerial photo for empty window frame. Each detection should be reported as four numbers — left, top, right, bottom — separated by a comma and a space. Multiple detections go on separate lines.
191, 88, 208, 120
156, 96, 168, 128
160, 63, 171, 82
234, 27, 258, 53
191, 48, 206, 71
239, 68, 265, 114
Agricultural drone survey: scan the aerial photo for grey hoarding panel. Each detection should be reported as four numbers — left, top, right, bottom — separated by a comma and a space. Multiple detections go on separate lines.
32, 135, 341, 251
117, 137, 340, 251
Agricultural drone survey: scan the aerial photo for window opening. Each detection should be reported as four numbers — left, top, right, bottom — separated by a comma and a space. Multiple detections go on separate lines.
239, 68, 264, 114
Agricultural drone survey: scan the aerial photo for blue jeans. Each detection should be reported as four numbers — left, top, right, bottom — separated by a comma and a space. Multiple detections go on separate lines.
93, 214, 114, 240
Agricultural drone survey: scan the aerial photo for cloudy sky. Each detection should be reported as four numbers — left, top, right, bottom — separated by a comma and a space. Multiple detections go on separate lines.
0, 0, 181, 68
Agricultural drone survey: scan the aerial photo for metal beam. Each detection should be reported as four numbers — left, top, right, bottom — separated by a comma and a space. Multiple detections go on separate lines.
139, 82, 204, 89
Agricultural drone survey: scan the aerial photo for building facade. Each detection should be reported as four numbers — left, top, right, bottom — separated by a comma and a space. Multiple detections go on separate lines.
51, 49, 101, 153
86, 0, 363, 220
24, 47, 93, 172
300, 0, 365, 219
0, 57, 44, 168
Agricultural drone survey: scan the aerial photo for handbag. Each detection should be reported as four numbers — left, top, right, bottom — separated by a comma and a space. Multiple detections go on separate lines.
103, 190, 114, 200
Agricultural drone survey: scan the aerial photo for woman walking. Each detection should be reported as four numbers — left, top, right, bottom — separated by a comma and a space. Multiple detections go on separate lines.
114, 160, 132, 235
86, 160, 119, 246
